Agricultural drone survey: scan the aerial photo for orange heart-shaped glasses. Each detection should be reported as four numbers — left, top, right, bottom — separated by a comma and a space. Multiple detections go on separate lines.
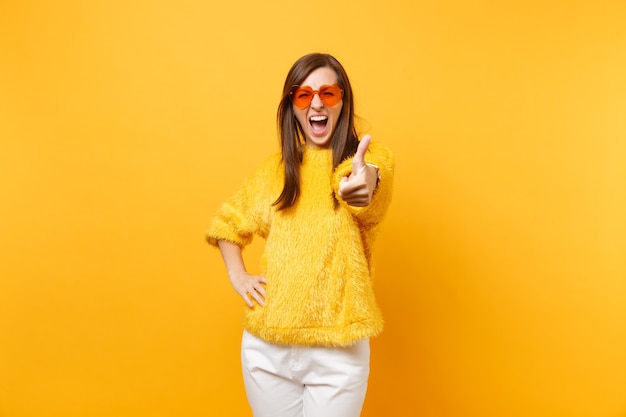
289, 84, 344, 109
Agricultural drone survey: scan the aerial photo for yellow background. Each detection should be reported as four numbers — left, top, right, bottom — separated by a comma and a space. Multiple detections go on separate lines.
1, 1, 625, 416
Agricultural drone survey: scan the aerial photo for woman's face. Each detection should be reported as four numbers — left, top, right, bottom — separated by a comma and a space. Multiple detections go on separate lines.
293, 66, 343, 149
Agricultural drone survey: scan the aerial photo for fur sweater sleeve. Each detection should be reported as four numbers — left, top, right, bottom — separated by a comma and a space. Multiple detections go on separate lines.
331, 141, 395, 227
205, 154, 280, 248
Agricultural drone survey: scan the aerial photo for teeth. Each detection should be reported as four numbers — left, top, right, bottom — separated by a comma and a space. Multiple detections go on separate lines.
310, 116, 328, 122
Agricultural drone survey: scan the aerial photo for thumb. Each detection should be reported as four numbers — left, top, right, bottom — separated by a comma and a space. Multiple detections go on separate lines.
352, 134, 371, 171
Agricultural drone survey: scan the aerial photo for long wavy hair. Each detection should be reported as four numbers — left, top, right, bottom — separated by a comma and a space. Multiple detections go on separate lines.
274, 53, 360, 210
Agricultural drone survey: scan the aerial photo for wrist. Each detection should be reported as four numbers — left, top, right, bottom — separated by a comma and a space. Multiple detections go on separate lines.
366, 163, 381, 194
227, 269, 246, 278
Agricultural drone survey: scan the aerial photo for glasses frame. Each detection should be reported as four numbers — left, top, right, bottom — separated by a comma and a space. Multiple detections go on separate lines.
289, 84, 344, 109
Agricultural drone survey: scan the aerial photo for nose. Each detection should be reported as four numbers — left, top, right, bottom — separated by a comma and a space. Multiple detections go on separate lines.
310, 93, 324, 109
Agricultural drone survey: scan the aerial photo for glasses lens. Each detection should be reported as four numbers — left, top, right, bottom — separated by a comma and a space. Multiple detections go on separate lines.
319, 85, 343, 107
291, 87, 313, 109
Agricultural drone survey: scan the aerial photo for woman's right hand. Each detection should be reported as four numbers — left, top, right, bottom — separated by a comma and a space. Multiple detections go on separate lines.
228, 271, 267, 308
216, 240, 267, 308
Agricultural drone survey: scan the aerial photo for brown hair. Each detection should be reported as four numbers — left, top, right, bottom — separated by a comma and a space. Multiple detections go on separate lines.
274, 53, 360, 210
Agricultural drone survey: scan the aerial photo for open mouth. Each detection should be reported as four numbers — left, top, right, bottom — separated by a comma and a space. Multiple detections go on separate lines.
309, 115, 328, 134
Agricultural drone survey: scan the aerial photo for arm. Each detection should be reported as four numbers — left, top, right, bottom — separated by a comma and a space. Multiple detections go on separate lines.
217, 240, 267, 308
332, 136, 394, 227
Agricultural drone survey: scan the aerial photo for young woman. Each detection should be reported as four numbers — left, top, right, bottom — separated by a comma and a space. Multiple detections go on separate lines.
206, 53, 394, 417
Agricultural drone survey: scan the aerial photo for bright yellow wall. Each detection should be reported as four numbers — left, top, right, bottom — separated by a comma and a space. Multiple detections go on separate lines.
1, 1, 625, 416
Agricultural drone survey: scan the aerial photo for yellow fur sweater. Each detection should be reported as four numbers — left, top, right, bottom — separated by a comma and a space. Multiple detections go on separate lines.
206, 142, 394, 347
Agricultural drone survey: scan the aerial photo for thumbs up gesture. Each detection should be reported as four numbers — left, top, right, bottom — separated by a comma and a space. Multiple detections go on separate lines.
338, 135, 380, 207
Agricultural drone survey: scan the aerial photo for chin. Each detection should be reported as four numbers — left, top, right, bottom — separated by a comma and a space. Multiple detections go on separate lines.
307, 137, 332, 148
306, 129, 334, 148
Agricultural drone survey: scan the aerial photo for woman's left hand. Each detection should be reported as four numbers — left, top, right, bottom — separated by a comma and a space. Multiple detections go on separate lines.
338, 135, 379, 207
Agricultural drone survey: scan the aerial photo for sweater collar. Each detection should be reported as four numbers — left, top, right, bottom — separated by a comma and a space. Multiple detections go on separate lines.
302, 145, 333, 166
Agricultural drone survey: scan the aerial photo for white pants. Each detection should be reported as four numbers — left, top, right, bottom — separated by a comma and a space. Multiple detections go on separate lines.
241, 330, 370, 417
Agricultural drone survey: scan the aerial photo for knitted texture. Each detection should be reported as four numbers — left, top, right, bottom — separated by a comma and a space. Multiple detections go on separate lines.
206, 142, 394, 347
